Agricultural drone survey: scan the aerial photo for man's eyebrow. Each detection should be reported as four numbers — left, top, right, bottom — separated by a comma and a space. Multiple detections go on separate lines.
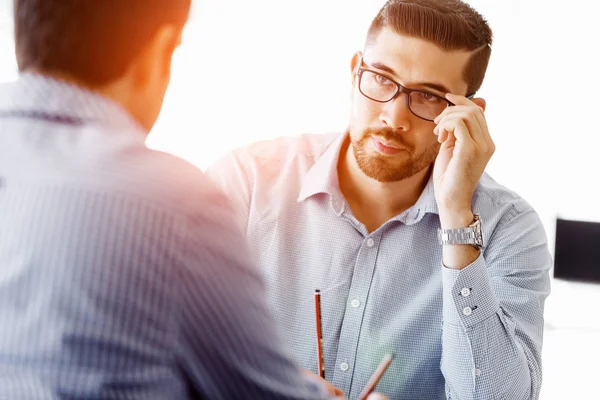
369, 61, 452, 94
418, 82, 451, 94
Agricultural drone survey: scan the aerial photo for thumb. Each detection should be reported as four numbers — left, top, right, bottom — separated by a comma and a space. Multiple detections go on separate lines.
366, 394, 389, 400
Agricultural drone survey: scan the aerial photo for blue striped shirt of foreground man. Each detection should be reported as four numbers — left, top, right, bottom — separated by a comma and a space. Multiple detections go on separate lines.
0, 1, 387, 399
0, 73, 345, 400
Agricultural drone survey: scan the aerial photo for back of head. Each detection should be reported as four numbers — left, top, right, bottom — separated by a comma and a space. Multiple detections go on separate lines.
13, 0, 191, 87
366, 0, 493, 94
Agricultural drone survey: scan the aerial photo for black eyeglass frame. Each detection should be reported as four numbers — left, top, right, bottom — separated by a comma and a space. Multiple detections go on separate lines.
356, 57, 476, 122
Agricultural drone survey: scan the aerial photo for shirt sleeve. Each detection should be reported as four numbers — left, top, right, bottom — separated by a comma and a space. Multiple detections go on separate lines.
440, 207, 551, 400
205, 151, 252, 235
174, 183, 329, 399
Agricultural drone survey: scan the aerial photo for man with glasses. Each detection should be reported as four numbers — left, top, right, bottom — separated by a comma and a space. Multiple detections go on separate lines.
209, 0, 551, 399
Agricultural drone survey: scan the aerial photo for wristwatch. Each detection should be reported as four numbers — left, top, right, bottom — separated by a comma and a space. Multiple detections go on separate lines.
438, 214, 483, 249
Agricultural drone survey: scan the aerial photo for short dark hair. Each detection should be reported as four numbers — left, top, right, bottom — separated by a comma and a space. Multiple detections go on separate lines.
366, 0, 493, 95
14, 0, 191, 86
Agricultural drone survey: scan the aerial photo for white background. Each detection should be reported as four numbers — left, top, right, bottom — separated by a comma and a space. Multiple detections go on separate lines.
1, 1, 599, 398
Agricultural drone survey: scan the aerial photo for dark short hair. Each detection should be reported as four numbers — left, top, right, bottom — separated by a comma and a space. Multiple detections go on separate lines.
366, 0, 493, 95
14, 0, 191, 86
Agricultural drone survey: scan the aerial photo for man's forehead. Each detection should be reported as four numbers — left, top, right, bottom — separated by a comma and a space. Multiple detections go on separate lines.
364, 28, 471, 94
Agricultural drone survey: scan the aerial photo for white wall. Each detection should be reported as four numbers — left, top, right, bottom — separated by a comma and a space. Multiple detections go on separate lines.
1, 1, 599, 398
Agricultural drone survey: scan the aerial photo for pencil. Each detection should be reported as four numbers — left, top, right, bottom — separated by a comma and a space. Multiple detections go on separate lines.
314, 289, 325, 379
357, 353, 394, 400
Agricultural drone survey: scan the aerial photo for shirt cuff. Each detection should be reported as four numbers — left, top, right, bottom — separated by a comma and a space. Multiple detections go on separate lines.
442, 253, 500, 328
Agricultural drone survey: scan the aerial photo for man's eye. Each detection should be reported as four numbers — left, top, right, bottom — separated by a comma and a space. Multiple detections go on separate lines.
416, 92, 442, 103
374, 74, 391, 85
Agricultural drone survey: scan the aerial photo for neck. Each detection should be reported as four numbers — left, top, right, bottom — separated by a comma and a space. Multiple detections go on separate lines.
337, 135, 431, 232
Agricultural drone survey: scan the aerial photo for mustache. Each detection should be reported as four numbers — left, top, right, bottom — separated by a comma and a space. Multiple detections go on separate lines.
359, 127, 409, 147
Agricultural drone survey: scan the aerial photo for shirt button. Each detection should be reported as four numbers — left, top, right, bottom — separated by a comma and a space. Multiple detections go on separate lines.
460, 288, 471, 297
366, 238, 375, 247
340, 362, 349, 371
475, 368, 482, 377
350, 299, 361, 308
462, 307, 473, 316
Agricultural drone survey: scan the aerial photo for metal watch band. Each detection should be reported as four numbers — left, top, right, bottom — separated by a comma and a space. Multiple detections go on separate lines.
438, 214, 483, 248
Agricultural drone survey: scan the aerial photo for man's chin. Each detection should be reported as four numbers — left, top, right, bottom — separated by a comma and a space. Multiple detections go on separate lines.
357, 153, 436, 183
358, 160, 412, 183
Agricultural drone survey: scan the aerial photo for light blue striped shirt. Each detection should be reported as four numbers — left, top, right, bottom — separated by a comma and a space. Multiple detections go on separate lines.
208, 132, 552, 400
0, 74, 330, 399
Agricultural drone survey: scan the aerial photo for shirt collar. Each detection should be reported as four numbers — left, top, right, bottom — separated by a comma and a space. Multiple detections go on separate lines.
0, 72, 146, 134
297, 132, 347, 215
400, 173, 439, 225
297, 131, 440, 224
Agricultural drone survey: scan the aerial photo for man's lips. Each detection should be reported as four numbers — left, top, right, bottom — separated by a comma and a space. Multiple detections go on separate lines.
372, 137, 403, 155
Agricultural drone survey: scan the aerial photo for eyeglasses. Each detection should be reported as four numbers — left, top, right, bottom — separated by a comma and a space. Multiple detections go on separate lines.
357, 57, 474, 122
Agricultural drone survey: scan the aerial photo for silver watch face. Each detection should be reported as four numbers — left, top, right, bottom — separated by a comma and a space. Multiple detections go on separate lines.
471, 215, 483, 247
471, 214, 483, 247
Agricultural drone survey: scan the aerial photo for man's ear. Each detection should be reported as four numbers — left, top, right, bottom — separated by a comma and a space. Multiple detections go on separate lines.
350, 50, 363, 86
349, 51, 363, 100
130, 24, 181, 88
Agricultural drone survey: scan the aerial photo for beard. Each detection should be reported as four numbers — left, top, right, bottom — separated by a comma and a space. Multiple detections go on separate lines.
349, 126, 440, 183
